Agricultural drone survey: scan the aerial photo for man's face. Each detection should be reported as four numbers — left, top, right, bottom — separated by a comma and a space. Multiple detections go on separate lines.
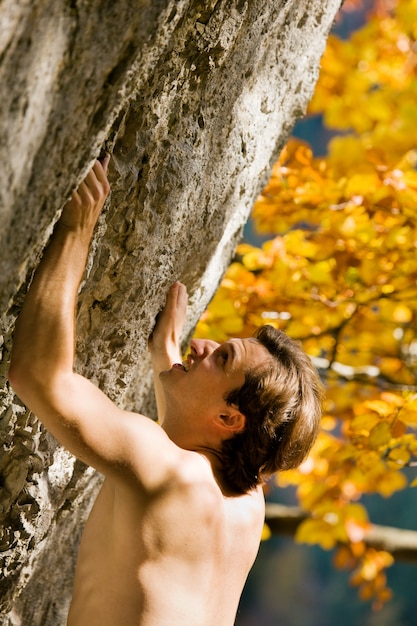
160, 337, 271, 421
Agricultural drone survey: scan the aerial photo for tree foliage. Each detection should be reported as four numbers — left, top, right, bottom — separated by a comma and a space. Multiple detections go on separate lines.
195, 0, 417, 609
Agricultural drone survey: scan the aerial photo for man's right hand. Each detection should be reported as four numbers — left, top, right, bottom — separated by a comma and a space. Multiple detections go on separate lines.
148, 282, 188, 422
148, 282, 188, 368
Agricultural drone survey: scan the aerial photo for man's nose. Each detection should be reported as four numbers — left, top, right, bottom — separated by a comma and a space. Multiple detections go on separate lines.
190, 339, 220, 359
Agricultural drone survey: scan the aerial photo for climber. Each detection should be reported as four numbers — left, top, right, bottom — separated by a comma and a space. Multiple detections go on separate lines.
8, 158, 322, 626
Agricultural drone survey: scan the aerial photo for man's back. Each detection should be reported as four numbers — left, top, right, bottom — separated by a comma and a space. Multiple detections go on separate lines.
67, 451, 265, 626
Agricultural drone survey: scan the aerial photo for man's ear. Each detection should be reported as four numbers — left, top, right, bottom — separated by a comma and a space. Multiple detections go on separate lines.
215, 409, 246, 434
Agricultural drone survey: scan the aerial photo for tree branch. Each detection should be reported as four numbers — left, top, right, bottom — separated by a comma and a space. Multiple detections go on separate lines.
265, 503, 417, 563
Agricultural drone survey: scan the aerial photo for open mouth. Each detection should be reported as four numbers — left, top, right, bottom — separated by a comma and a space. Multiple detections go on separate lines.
172, 361, 189, 372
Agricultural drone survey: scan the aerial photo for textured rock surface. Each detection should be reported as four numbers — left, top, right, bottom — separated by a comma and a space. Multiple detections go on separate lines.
0, 1, 341, 623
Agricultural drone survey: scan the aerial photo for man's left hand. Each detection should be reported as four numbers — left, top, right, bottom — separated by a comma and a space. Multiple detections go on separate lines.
60, 156, 110, 233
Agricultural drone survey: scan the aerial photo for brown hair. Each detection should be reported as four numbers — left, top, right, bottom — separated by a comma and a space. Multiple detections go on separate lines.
220, 325, 323, 494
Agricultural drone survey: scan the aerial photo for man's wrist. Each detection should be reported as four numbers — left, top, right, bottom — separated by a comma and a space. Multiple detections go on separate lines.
150, 346, 182, 370
54, 218, 95, 247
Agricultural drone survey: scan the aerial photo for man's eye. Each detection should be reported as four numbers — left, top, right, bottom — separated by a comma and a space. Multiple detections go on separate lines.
219, 352, 228, 365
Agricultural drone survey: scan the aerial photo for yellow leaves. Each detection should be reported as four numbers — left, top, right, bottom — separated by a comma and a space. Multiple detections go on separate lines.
355, 450, 384, 475
208, 298, 237, 321
344, 173, 381, 198
194, 280, 247, 343
327, 135, 368, 176
334, 542, 394, 609
403, 168, 417, 189
378, 298, 414, 323
386, 224, 414, 249
238, 243, 273, 272
386, 446, 411, 469
349, 548, 394, 609
216, 315, 244, 337
344, 503, 370, 542
397, 0, 417, 38
392, 303, 413, 323
310, 3, 417, 164
399, 394, 417, 425
350, 411, 379, 433
376, 470, 407, 497
345, 394, 416, 495
282, 415, 413, 511
296, 500, 369, 550
334, 544, 358, 570
281, 230, 318, 258
305, 258, 336, 284
251, 140, 417, 363
378, 356, 404, 377
252, 138, 343, 234
296, 518, 337, 550
362, 399, 396, 418
364, 90, 393, 124
359, 550, 394, 581
368, 422, 392, 449
261, 523, 271, 541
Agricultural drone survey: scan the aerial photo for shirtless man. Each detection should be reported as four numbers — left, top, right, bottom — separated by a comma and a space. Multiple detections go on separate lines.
8, 158, 322, 626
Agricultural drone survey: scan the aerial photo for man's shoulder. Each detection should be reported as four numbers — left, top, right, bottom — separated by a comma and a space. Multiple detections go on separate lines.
168, 450, 219, 490
165, 452, 264, 518
157, 451, 226, 512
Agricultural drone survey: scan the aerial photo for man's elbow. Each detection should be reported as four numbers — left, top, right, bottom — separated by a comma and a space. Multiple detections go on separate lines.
8, 352, 23, 388
7, 363, 17, 389
8, 359, 35, 403
8, 355, 49, 405
8, 362, 67, 425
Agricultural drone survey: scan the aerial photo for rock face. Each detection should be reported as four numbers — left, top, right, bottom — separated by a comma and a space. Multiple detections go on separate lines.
0, 1, 341, 624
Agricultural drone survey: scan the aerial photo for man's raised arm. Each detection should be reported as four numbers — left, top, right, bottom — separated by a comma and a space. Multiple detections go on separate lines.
9, 157, 110, 389
8, 159, 112, 455
9, 158, 183, 489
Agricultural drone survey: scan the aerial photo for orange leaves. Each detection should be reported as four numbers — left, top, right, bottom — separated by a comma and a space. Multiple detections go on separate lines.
296, 517, 338, 550
348, 393, 417, 493
295, 501, 370, 550
274, 399, 414, 608
278, 391, 417, 510
248, 131, 417, 388
351, 549, 394, 610
273, 387, 417, 607
252, 139, 342, 234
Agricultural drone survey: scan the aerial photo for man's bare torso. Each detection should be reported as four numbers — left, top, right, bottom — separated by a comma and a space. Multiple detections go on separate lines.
67, 452, 265, 626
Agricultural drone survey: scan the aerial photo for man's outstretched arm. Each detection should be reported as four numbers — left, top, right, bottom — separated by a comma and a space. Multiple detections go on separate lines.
8, 159, 182, 488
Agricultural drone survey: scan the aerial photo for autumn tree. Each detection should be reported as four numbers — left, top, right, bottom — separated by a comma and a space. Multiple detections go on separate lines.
195, 0, 417, 608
